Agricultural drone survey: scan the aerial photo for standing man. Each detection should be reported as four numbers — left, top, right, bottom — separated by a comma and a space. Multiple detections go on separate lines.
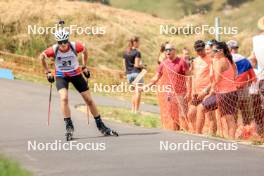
140, 43, 191, 131
39, 29, 118, 140
188, 40, 216, 134
249, 16, 264, 137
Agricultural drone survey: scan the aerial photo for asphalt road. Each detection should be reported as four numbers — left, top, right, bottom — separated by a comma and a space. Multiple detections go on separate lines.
0, 78, 263, 176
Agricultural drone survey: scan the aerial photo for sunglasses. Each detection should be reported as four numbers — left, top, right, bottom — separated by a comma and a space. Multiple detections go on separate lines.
165, 48, 174, 52
212, 48, 222, 53
206, 41, 213, 47
58, 40, 68, 45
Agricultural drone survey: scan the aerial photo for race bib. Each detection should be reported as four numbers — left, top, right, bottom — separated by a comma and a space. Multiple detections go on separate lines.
55, 49, 79, 72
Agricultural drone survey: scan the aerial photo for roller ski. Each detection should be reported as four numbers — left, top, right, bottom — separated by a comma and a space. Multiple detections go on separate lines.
65, 118, 74, 141
95, 117, 119, 137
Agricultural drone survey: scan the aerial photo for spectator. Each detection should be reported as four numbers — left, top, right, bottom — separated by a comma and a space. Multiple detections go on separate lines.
227, 40, 256, 134
181, 47, 192, 67
123, 36, 144, 113
189, 40, 216, 135
140, 43, 191, 131
157, 42, 168, 64
205, 39, 218, 57
196, 41, 238, 139
248, 16, 264, 137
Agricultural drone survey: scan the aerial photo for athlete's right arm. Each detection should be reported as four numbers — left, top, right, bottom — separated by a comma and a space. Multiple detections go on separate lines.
39, 52, 54, 83
81, 46, 88, 66
39, 47, 55, 74
39, 52, 51, 74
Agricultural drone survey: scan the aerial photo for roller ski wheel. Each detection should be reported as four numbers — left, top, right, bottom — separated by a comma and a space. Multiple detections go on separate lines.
100, 128, 119, 137
111, 130, 119, 137
65, 122, 74, 141
65, 130, 73, 141
97, 120, 118, 137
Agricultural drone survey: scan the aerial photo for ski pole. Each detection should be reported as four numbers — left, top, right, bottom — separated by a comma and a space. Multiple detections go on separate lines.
48, 83, 53, 126
86, 78, 90, 125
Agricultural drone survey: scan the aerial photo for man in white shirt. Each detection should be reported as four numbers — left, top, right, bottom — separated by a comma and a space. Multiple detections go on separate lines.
249, 16, 264, 138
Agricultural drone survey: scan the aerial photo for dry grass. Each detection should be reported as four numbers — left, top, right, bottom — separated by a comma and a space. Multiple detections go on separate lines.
0, 0, 212, 72
0, 0, 263, 71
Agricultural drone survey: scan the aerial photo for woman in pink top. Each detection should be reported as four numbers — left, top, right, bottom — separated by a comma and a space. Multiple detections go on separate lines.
197, 42, 238, 139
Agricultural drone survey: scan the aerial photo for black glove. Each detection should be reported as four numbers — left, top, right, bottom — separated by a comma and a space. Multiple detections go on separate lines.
46, 72, 55, 83
82, 66, 90, 79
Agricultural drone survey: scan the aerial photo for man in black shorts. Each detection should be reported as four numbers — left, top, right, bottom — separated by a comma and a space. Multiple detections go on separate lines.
40, 29, 117, 138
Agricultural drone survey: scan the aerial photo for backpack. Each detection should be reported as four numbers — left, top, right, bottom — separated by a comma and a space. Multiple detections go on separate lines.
53, 42, 77, 59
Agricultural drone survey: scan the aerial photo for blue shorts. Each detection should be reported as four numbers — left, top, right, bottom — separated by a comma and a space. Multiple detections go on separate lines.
127, 72, 144, 84
202, 95, 217, 111
202, 91, 238, 116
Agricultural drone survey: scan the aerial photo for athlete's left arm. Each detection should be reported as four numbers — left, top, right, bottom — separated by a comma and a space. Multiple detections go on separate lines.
75, 42, 88, 66
81, 46, 88, 66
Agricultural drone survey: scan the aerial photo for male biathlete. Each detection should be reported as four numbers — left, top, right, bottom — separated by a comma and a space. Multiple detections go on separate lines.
39, 29, 118, 140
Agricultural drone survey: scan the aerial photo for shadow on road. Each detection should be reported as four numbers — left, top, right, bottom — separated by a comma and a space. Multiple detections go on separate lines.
118, 132, 160, 136
73, 132, 160, 140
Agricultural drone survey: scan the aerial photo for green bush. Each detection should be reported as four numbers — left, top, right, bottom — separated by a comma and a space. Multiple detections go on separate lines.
0, 155, 31, 176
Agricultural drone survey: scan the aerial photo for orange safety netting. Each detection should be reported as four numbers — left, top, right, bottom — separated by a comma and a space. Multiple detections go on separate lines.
156, 62, 264, 139
157, 63, 190, 131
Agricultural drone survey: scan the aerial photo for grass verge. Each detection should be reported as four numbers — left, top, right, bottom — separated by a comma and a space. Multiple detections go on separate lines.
0, 155, 31, 176
77, 105, 160, 128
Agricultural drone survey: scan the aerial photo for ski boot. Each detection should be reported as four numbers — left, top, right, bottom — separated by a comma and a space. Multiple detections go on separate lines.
65, 120, 74, 141
96, 118, 118, 136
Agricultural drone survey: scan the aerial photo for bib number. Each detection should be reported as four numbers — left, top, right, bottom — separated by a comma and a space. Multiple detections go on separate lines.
62, 60, 72, 67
